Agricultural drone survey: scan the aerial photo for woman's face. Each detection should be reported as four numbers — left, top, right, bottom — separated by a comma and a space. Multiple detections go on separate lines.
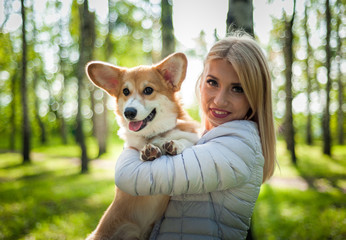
200, 59, 250, 130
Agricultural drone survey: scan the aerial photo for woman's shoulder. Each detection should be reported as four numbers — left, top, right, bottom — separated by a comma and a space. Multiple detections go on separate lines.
198, 120, 259, 144
223, 120, 258, 131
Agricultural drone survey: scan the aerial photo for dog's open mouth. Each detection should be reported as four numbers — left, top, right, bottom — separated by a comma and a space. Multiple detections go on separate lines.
128, 109, 156, 132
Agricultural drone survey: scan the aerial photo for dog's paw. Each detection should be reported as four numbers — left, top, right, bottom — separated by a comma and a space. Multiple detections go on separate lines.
140, 144, 162, 161
162, 140, 184, 155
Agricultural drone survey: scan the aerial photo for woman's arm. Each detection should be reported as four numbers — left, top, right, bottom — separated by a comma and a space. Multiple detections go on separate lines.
115, 122, 262, 196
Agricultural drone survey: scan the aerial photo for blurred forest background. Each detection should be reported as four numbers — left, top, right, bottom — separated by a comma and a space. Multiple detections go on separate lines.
0, 0, 345, 239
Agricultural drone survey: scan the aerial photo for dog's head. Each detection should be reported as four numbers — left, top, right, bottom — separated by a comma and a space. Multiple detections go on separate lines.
86, 53, 188, 138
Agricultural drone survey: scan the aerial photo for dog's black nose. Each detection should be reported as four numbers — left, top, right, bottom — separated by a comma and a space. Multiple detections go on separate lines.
124, 107, 137, 120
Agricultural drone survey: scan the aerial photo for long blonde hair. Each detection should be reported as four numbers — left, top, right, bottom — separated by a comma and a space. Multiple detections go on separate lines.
197, 32, 276, 182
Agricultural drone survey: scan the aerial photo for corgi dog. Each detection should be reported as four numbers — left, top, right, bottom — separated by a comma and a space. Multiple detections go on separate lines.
85, 53, 199, 240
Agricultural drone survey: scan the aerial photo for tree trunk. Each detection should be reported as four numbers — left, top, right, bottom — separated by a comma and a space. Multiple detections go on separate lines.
20, 0, 31, 163
323, 0, 332, 155
91, 87, 108, 157
336, 0, 344, 145
161, 0, 175, 58
283, 0, 297, 164
105, 0, 114, 58
77, 0, 95, 173
226, 0, 254, 36
100, 97, 108, 156
304, 2, 313, 145
98, 97, 108, 157
9, 71, 18, 150
93, 90, 108, 157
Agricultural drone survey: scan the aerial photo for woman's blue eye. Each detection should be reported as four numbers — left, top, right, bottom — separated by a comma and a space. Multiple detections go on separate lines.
207, 79, 218, 87
232, 86, 244, 93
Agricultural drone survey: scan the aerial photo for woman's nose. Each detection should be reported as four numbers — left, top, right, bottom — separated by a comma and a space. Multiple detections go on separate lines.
214, 90, 229, 107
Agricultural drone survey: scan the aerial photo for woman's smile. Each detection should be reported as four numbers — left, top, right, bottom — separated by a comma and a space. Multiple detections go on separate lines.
210, 108, 231, 118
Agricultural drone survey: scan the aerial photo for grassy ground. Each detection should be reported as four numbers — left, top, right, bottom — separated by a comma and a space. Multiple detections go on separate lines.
0, 141, 345, 239
252, 142, 346, 240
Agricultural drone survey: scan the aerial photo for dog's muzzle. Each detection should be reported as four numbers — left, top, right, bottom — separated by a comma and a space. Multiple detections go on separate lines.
126, 108, 156, 132
124, 107, 137, 120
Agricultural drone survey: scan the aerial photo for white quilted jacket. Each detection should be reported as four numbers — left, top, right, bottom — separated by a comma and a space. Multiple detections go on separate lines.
114, 120, 264, 240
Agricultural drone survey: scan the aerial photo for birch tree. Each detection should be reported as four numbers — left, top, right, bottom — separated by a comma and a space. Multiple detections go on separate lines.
226, 0, 254, 36
335, 0, 344, 145
76, 0, 95, 173
283, 0, 297, 164
322, 0, 332, 156
20, 0, 31, 163
161, 0, 175, 58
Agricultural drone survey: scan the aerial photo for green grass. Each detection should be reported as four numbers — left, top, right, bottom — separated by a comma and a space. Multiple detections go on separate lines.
0, 141, 345, 239
253, 185, 345, 240
0, 152, 117, 239
252, 142, 346, 240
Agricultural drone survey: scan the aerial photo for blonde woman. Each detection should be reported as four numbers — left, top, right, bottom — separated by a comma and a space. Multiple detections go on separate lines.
114, 32, 276, 239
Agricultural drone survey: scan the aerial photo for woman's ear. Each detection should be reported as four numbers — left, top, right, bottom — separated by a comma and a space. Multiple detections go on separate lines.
154, 52, 188, 91
86, 61, 125, 97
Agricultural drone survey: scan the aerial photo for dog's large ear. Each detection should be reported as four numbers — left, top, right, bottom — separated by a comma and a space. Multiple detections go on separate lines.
155, 53, 187, 91
86, 61, 125, 97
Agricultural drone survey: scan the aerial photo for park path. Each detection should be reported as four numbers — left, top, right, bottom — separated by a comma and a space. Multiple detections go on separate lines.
268, 175, 346, 193
267, 176, 309, 190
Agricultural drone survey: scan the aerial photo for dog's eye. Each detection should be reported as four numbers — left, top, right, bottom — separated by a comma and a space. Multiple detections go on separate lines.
143, 87, 153, 95
123, 88, 130, 96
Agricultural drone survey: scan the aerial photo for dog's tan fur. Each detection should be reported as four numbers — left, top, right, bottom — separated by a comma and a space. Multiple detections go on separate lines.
85, 53, 199, 240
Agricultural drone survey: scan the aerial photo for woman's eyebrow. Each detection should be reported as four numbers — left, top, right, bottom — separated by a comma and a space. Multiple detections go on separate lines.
206, 74, 217, 79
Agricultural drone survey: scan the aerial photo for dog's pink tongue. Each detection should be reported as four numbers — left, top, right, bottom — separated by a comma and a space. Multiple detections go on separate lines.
129, 121, 143, 132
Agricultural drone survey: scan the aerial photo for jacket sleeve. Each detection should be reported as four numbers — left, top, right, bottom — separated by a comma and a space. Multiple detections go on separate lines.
114, 121, 261, 196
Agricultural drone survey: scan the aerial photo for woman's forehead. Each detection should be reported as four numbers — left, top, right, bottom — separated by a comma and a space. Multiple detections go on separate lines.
204, 59, 240, 83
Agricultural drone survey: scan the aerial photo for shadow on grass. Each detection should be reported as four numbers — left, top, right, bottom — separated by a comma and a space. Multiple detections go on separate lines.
294, 145, 346, 193
253, 184, 346, 240
0, 162, 24, 170
0, 153, 115, 240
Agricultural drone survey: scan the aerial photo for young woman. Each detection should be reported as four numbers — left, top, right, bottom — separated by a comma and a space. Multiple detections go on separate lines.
114, 32, 276, 239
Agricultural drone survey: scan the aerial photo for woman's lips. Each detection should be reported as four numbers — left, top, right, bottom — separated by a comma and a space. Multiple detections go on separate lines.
210, 108, 231, 118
